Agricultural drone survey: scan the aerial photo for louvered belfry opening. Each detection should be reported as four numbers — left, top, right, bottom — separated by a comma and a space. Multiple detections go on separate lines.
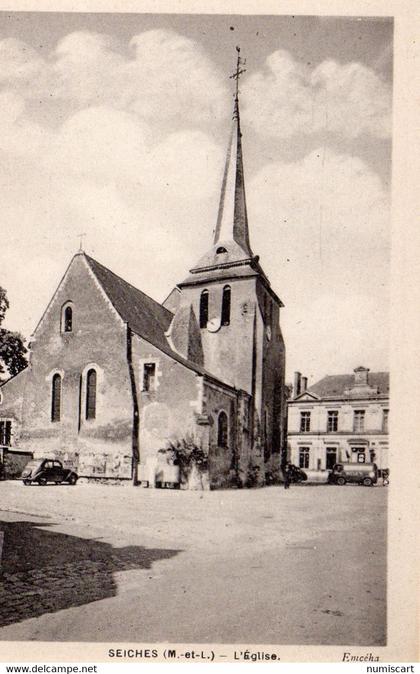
221, 285, 231, 326
199, 289, 209, 328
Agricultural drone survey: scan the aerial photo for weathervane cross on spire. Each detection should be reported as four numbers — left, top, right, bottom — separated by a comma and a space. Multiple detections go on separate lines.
230, 46, 246, 119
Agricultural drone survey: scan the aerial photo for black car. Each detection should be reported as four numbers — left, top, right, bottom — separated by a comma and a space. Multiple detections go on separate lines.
283, 464, 308, 483
21, 458, 78, 486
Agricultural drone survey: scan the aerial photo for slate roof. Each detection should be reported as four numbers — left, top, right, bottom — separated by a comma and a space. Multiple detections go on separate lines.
309, 372, 389, 399
188, 240, 254, 274
85, 255, 174, 354
180, 253, 284, 307
84, 255, 237, 391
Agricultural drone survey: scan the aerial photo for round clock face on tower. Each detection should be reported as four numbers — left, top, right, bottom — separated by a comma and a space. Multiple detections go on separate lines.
207, 317, 221, 333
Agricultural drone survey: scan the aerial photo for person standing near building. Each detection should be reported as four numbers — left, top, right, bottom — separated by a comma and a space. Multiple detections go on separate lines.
283, 463, 291, 489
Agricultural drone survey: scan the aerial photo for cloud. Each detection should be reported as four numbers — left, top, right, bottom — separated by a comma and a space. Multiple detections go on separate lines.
242, 49, 391, 140
0, 29, 229, 129
44, 105, 223, 202
0, 38, 44, 85
0, 90, 52, 156
122, 30, 228, 124
52, 31, 124, 105
48, 106, 150, 182
0, 99, 224, 334
0, 29, 390, 379
249, 147, 390, 297
1, 102, 390, 382
248, 148, 390, 378
286, 293, 389, 382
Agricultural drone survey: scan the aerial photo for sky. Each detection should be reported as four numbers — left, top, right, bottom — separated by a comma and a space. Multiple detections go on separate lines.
0, 12, 393, 383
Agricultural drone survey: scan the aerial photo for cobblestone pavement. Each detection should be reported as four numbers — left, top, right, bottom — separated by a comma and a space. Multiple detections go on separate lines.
0, 553, 177, 627
0, 482, 387, 644
0, 512, 179, 628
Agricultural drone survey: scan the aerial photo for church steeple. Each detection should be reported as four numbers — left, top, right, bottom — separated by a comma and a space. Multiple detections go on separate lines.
213, 47, 252, 257
188, 47, 258, 275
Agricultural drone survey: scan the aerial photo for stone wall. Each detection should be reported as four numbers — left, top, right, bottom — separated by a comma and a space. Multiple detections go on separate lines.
132, 334, 202, 485
255, 281, 285, 481
202, 380, 237, 489
180, 277, 257, 394
178, 275, 286, 486
15, 254, 135, 480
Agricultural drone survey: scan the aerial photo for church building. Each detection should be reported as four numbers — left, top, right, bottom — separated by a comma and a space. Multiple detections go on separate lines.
0, 62, 287, 488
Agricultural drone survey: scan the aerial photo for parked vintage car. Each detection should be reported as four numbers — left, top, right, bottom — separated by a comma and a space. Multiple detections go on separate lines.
21, 459, 78, 486
328, 462, 378, 486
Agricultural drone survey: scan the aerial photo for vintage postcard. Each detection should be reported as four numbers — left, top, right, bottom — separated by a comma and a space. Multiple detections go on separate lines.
0, 0, 418, 665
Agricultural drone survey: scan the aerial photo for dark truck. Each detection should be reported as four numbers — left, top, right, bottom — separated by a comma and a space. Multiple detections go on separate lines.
328, 462, 378, 486
21, 458, 78, 486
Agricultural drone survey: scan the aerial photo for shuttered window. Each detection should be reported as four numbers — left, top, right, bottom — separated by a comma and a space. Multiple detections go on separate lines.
51, 374, 62, 422
86, 369, 97, 420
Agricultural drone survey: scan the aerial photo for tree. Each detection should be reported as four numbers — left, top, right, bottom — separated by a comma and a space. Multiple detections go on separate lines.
0, 286, 27, 381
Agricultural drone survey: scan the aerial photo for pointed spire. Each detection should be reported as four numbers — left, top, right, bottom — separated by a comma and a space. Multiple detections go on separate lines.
213, 47, 253, 257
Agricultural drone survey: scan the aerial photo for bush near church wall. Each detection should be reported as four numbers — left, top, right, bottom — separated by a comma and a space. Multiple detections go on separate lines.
162, 437, 210, 490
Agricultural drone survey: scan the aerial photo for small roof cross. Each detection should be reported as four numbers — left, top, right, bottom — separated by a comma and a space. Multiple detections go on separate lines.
77, 233, 87, 252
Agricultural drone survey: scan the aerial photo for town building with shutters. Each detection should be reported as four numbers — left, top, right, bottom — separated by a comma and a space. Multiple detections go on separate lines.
287, 367, 389, 475
0, 77, 286, 487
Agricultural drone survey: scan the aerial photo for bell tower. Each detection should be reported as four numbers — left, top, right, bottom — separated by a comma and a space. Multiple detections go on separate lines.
172, 48, 286, 458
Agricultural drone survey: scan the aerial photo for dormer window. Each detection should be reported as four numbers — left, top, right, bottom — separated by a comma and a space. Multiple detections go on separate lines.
61, 302, 73, 333
216, 246, 227, 254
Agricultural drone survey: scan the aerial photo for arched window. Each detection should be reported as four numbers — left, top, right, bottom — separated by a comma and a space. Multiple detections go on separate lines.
86, 369, 97, 420
221, 285, 231, 326
51, 374, 62, 422
216, 246, 227, 254
64, 306, 73, 332
217, 411, 229, 448
199, 289, 209, 329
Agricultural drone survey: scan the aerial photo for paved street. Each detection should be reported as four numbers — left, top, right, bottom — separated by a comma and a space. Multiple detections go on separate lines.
0, 482, 386, 645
